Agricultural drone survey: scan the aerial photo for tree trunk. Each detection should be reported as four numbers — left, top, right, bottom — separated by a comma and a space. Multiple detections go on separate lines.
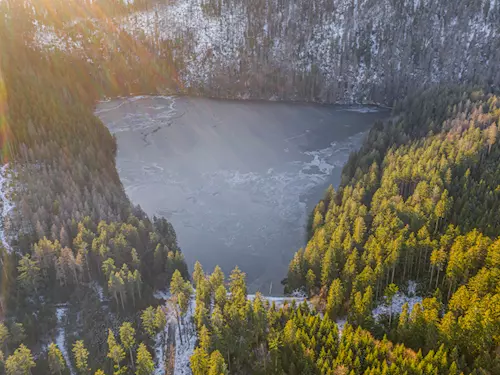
120, 291, 126, 310
176, 311, 183, 345
129, 347, 135, 369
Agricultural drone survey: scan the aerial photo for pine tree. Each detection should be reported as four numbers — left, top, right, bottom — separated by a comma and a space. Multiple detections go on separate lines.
193, 261, 204, 287
5, 344, 35, 375
190, 346, 209, 375
208, 350, 228, 375
326, 279, 344, 320
107, 329, 125, 369
141, 307, 157, 339
119, 322, 136, 368
72, 340, 89, 375
384, 283, 398, 326
17, 254, 40, 294
209, 266, 225, 295
306, 269, 316, 295
135, 343, 154, 375
48, 343, 66, 375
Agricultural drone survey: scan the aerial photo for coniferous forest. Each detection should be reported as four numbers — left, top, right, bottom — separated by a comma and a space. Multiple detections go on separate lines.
0, 1, 499, 375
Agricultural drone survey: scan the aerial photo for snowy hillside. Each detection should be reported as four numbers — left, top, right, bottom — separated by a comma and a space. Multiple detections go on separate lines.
35, 0, 500, 104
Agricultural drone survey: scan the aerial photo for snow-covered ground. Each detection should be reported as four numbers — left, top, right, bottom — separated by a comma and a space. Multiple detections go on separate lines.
91, 281, 106, 303
0, 164, 15, 253
122, 0, 247, 87
371, 281, 422, 321
154, 291, 196, 375
247, 293, 308, 308
172, 298, 196, 375
56, 306, 76, 375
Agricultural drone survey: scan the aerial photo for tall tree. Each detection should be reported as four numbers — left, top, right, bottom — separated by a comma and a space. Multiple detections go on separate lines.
5, 344, 35, 375
141, 307, 156, 339
47, 343, 66, 375
72, 340, 89, 375
107, 329, 125, 370
208, 350, 228, 375
135, 343, 154, 375
384, 283, 399, 326
119, 322, 136, 368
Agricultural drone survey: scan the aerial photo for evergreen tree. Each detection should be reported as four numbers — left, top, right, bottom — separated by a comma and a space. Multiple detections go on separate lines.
141, 307, 157, 339
135, 343, 154, 375
72, 340, 89, 375
107, 329, 125, 370
119, 322, 136, 368
48, 343, 66, 375
208, 350, 228, 375
384, 283, 398, 326
5, 344, 35, 375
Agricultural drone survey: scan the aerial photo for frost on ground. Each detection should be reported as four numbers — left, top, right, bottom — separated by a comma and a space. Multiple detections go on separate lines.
56, 306, 76, 375
336, 318, 347, 336
154, 291, 196, 375
371, 281, 422, 321
0, 164, 15, 253
91, 281, 106, 303
122, 0, 247, 87
247, 293, 308, 308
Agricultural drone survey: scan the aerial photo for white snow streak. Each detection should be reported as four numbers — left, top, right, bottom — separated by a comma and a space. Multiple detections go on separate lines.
172, 298, 196, 375
371, 281, 422, 321
0, 164, 15, 253
56, 307, 76, 375
154, 291, 196, 375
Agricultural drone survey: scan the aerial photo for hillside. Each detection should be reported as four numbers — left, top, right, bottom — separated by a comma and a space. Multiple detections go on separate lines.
284, 86, 500, 373
37, 0, 500, 104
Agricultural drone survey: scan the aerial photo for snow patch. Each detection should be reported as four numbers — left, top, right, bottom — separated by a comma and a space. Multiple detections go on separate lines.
0, 164, 15, 253
172, 298, 196, 375
371, 281, 422, 321
247, 293, 308, 307
335, 318, 347, 336
154, 291, 196, 375
91, 282, 105, 302
56, 307, 76, 375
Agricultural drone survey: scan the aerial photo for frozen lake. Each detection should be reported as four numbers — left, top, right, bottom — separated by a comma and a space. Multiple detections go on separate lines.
96, 96, 389, 294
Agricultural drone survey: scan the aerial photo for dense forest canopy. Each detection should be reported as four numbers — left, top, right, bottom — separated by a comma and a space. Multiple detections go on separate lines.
284, 86, 500, 373
0, 1, 499, 375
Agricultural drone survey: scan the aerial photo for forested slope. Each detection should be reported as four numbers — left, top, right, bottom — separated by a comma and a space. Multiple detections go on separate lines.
284, 86, 500, 373
0, 3, 189, 374
37, 0, 500, 104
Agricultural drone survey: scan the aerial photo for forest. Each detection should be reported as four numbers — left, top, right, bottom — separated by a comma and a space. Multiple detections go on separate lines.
0, 1, 499, 375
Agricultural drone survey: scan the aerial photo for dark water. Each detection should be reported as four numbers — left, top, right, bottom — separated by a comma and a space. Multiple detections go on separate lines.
96, 96, 389, 294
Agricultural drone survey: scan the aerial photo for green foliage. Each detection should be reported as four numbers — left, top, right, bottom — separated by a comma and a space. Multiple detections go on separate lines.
73, 340, 89, 375
135, 343, 153, 375
5, 344, 35, 375
140, 307, 156, 339
284, 87, 500, 373
48, 343, 66, 375
119, 322, 136, 368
